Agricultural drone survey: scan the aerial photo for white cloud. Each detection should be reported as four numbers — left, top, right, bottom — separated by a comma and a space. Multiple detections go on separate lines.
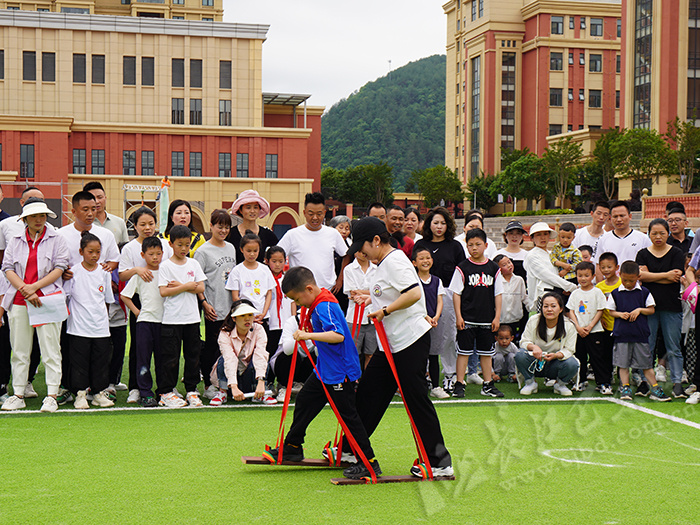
224, 0, 446, 109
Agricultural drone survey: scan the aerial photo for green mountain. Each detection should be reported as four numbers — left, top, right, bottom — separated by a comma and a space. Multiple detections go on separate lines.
321, 54, 446, 191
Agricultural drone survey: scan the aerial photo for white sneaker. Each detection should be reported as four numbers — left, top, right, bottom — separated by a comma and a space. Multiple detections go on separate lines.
276, 387, 287, 402
292, 382, 304, 394
172, 388, 184, 399
430, 386, 450, 399
186, 391, 203, 407
410, 463, 454, 478
24, 383, 38, 398
209, 390, 227, 406
106, 384, 117, 397
685, 384, 698, 396
74, 390, 89, 409
682, 370, 689, 384
571, 381, 588, 392
442, 375, 456, 393
126, 389, 140, 404
92, 391, 115, 407
203, 385, 218, 400
545, 378, 556, 387
159, 392, 187, 408
322, 446, 357, 464
40, 396, 58, 413
520, 379, 538, 395
252, 395, 278, 405
1, 395, 26, 411
553, 380, 573, 396
599, 385, 614, 396
114, 382, 128, 391
686, 392, 700, 405
655, 365, 667, 383
466, 373, 484, 385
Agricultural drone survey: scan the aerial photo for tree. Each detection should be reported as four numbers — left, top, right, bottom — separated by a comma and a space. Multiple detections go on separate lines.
322, 163, 394, 208
610, 128, 675, 188
495, 153, 551, 204
500, 146, 531, 170
665, 116, 700, 193
542, 137, 583, 207
409, 165, 465, 208
590, 127, 623, 200
464, 173, 498, 211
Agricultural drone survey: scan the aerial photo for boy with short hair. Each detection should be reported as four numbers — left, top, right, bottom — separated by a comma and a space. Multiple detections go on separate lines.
121, 236, 166, 407
267, 266, 380, 480
567, 261, 611, 394
158, 225, 207, 408
551, 222, 582, 282
597, 252, 621, 389
449, 228, 504, 398
606, 260, 670, 401
491, 325, 517, 383
579, 245, 594, 263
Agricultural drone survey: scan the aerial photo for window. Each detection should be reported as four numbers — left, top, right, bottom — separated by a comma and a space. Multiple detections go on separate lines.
171, 152, 184, 177
219, 100, 231, 126
73, 54, 86, 83
568, 88, 574, 101
123, 150, 136, 175
551, 16, 564, 35
0, 50, 3, 79
20, 145, 34, 178
569, 16, 575, 30
579, 52, 585, 66
190, 59, 202, 88
616, 54, 621, 73
617, 18, 622, 38
580, 17, 586, 30
470, 56, 480, 179
634, 0, 653, 128
142, 151, 154, 175
190, 98, 202, 125
172, 0, 183, 4
172, 98, 184, 124
478, 0, 483, 17
550, 52, 563, 71
471, 0, 476, 21
579, 88, 585, 101
549, 124, 562, 136
173, 16, 184, 19
92, 54, 105, 84
236, 153, 249, 178
92, 149, 105, 174
589, 54, 602, 72
549, 88, 563, 106
568, 52, 574, 65
265, 154, 278, 178
501, 52, 516, 151
42, 52, 55, 82
616, 90, 620, 109
190, 152, 202, 177
591, 18, 603, 36
203, 0, 213, 5
589, 89, 602, 108
23, 51, 36, 81
61, 7, 88, 13
219, 153, 231, 177
123, 56, 136, 85
37, 8, 49, 11
142, 57, 154, 86
219, 60, 231, 89
568, 124, 573, 132
73, 149, 86, 174
172, 58, 184, 87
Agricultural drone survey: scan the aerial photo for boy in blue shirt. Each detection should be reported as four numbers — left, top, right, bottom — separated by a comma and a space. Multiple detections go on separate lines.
265, 266, 380, 480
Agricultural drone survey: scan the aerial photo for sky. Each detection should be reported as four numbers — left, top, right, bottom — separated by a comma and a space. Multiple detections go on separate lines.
224, 0, 447, 110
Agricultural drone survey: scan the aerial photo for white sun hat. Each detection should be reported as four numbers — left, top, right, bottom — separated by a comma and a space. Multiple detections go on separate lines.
230, 302, 260, 317
528, 221, 556, 238
18, 198, 57, 220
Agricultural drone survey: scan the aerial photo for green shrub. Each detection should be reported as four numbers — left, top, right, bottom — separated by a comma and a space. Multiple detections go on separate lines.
502, 209, 575, 217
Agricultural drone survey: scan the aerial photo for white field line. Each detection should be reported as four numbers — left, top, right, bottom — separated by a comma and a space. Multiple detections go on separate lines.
607, 397, 700, 430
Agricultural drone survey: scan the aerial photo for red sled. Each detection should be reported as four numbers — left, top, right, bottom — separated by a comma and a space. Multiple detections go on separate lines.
331, 475, 456, 485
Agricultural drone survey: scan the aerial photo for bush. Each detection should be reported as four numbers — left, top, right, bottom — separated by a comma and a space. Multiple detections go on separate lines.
502, 209, 575, 217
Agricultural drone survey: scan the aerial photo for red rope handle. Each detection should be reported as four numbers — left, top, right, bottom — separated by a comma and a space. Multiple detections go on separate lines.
372, 318, 433, 479
351, 302, 366, 339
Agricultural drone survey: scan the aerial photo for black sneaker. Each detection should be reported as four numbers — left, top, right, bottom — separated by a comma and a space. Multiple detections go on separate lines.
140, 396, 158, 408
264, 444, 304, 463
343, 459, 382, 479
452, 381, 466, 398
673, 383, 688, 399
635, 381, 650, 397
481, 381, 504, 398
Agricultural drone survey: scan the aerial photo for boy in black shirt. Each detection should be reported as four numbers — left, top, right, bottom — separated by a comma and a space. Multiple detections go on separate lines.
449, 229, 504, 398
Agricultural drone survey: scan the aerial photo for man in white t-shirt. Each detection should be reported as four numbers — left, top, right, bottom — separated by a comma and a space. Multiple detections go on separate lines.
83, 181, 129, 245
596, 200, 651, 279
573, 201, 610, 262
278, 192, 348, 291
58, 191, 120, 275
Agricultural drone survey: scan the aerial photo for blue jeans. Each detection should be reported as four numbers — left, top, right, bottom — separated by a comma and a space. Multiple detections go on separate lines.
514, 349, 579, 383
215, 356, 256, 393
648, 310, 683, 383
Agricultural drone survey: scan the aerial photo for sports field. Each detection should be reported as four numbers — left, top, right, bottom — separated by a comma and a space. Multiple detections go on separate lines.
2, 372, 699, 524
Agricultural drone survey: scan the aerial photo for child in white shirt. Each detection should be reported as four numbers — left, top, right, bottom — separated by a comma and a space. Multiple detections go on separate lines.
344, 249, 377, 369
264, 246, 294, 389
158, 225, 206, 408
493, 254, 528, 343
225, 231, 273, 324
65, 231, 115, 409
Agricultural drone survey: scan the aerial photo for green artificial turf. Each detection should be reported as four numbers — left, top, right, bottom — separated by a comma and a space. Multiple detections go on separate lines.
2, 398, 699, 524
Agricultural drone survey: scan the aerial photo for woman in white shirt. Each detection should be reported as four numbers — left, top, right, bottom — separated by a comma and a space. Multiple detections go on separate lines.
515, 292, 579, 396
